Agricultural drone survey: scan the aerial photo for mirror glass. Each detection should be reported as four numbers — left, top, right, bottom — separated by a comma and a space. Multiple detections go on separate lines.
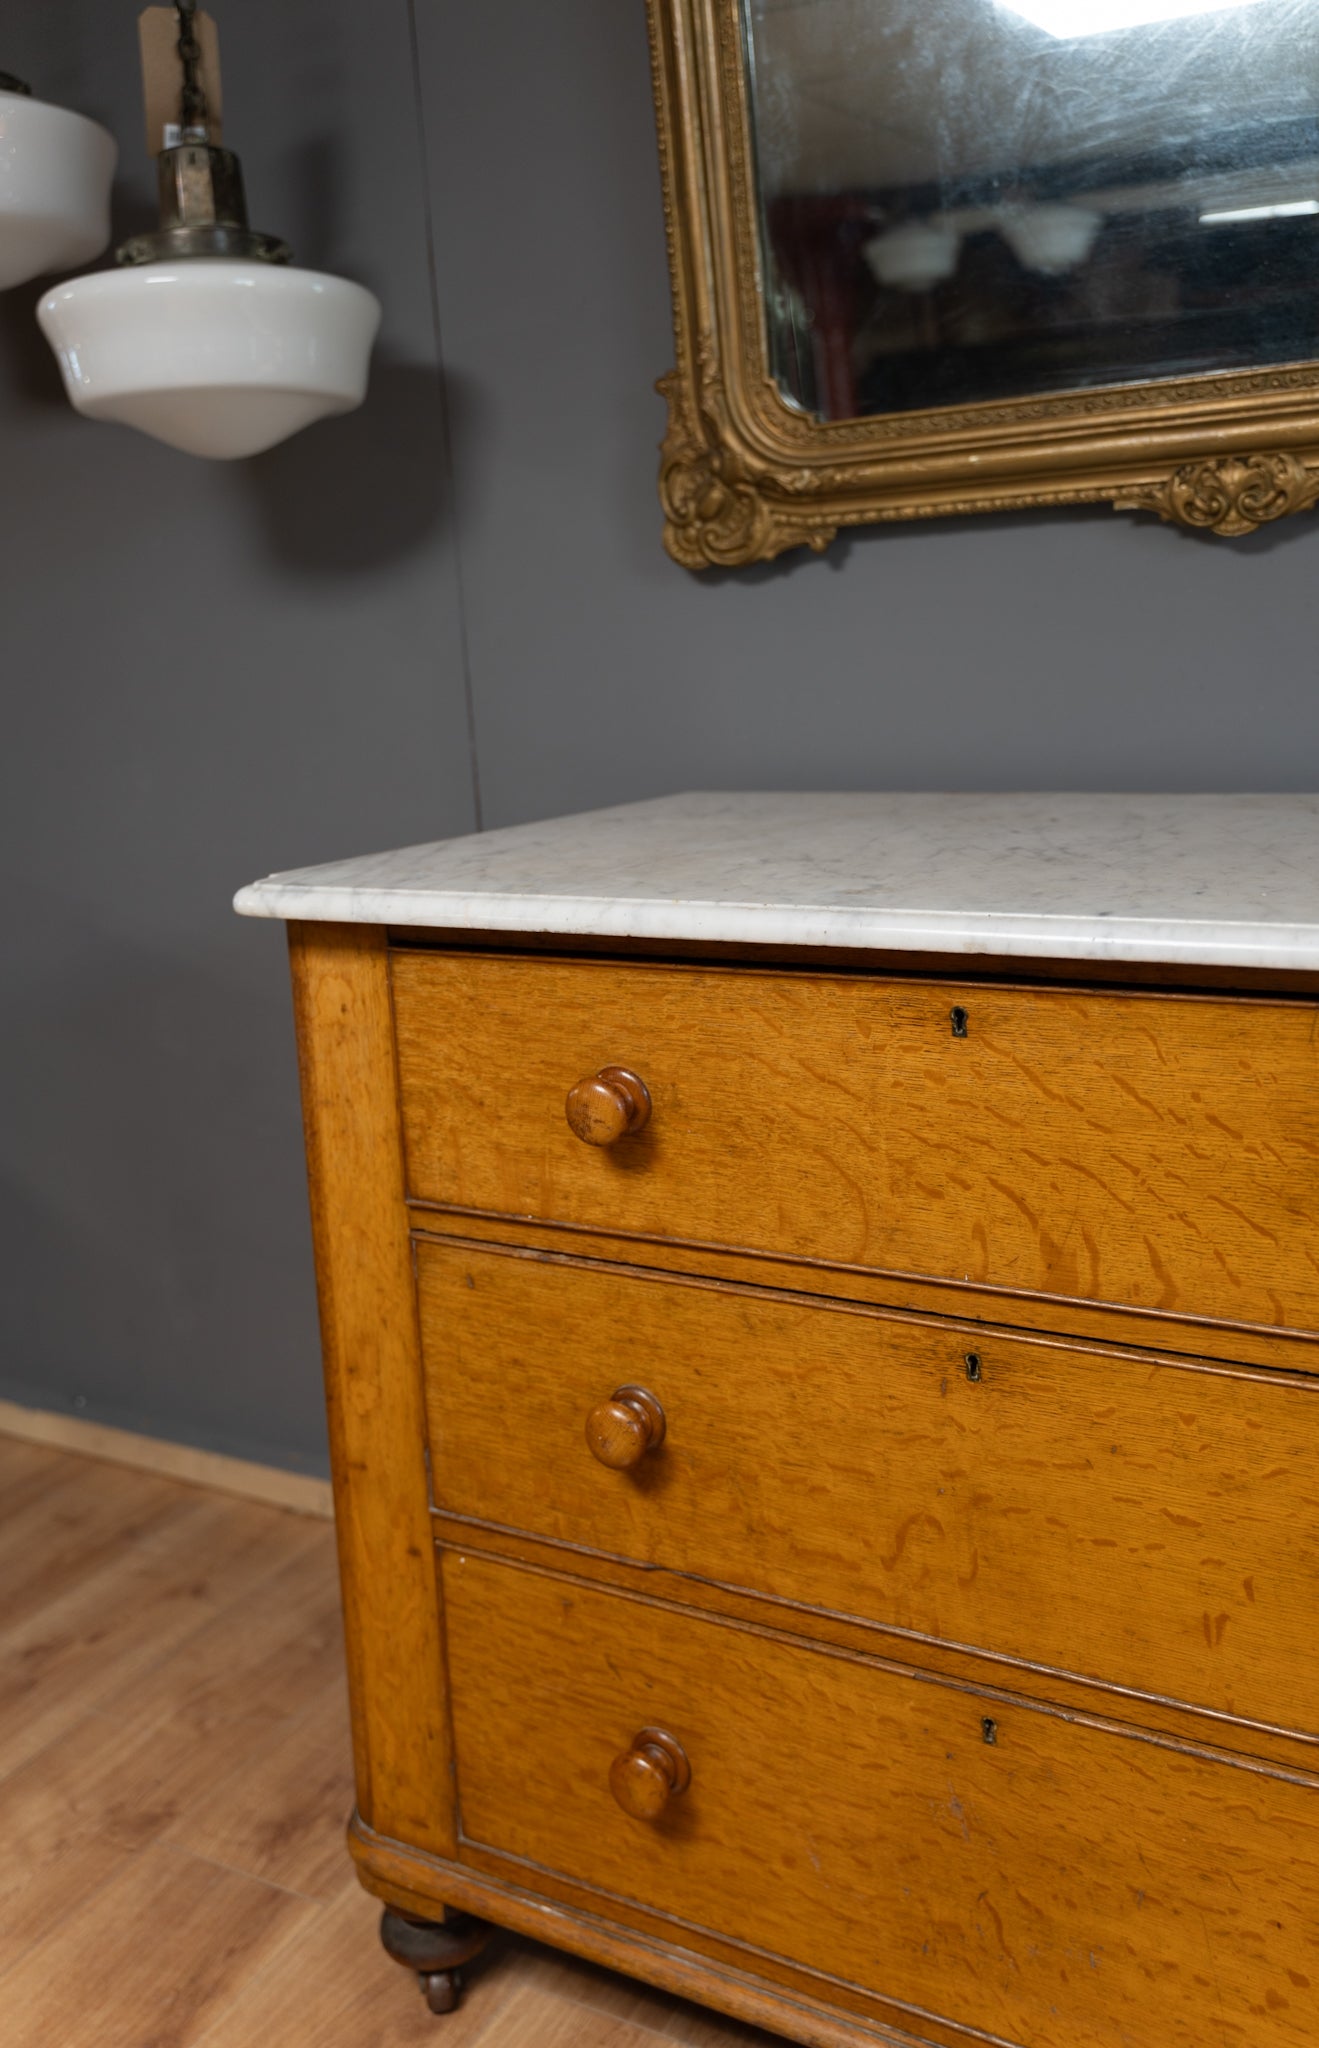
743, 0, 1319, 420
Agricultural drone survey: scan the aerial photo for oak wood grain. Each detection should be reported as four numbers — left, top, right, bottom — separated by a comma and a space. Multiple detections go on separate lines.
442, 1643, 1319, 2048
444, 1551, 1319, 2048
432, 1510, 1319, 1778
419, 1237, 1319, 1739
287, 921, 454, 1859
408, 1205, 1319, 1380
353, 1820, 925, 2048
448, 1831, 990, 2048
393, 950, 1319, 1331
281, 931, 1319, 2048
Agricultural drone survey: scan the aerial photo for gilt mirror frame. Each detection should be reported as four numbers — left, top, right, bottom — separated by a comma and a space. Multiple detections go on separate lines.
646, 0, 1319, 569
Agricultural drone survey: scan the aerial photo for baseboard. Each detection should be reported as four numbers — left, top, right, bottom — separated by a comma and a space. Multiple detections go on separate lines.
0, 1399, 334, 1519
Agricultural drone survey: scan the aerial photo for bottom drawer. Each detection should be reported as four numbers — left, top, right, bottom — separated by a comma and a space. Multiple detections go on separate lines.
444, 1552, 1319, 2048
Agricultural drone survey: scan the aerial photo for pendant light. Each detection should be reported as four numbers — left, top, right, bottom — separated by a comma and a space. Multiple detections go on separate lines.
36, 3, 381, 460
863, 220, 962, 293
997, 203, 1102, 276
0, 72, 116, 290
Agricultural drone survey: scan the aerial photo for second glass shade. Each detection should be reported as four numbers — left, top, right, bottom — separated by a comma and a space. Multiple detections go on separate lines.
0, 88, 116, 291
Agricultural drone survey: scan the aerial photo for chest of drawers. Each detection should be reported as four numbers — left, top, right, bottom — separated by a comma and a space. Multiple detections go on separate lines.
238, 793, 1319, 2047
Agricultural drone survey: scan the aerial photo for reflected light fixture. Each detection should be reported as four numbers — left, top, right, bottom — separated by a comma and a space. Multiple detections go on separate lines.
999, 0, 1265, 35
863, 220, 961, 292
0, 71, 116, 290
997, 203, 1102, 273
36, 1, 381, 459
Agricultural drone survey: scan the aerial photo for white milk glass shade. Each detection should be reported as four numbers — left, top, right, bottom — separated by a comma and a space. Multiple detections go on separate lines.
0, 90, 116, 290
998, 204, 1103, 274
37, 259, 383, 458
864, 221, 962, 291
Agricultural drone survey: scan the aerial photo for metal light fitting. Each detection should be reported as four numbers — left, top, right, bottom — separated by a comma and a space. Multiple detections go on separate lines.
116, 141, 289, 266
115, 0, 289, 268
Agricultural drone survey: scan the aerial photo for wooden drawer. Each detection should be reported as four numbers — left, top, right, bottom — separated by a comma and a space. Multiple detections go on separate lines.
420, 1238, 1319, 1737
445, 1553, 1319, 2048
393, 950, 1319, 1331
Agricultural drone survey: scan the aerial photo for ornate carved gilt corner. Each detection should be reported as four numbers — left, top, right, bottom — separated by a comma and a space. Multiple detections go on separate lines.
647, 0, 842, 572
645, 0, 1319, 570
1114, 452, 1319, 538
656, 365, 837, 571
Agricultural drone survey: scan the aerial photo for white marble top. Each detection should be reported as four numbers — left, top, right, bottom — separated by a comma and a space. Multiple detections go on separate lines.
234, 792, 1319, 969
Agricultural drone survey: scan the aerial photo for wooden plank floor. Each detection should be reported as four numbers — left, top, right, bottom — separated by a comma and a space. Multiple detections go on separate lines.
0, 1434, 781, 2048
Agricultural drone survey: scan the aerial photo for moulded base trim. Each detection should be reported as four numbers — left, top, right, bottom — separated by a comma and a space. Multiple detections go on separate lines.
347, 1811, 1022, 2048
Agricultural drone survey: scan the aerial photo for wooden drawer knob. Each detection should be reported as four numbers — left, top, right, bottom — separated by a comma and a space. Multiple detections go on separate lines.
565, 1066, 651, 1147
609, 1728, 691, 1821
585, 1385, 666, 1470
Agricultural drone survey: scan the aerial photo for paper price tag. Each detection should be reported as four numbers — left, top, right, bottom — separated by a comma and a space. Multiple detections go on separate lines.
138, 6, 223, 156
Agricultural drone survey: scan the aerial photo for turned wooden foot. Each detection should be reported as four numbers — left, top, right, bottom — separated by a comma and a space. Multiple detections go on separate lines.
380, 1905, 490, 2017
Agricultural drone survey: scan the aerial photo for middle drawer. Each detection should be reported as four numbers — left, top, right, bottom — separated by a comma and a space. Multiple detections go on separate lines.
418, 1236, 1319, 1739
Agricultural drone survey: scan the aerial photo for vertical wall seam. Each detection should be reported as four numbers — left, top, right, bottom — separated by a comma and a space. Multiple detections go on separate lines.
406, 0, 484, 831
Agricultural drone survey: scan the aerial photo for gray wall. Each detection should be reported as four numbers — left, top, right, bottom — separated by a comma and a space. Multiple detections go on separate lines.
0, 0, 476, 1471
2, 1, 1316, 1473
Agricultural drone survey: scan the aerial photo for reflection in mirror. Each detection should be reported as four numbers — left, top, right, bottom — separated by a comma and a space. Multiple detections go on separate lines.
743, 0, 1319, 420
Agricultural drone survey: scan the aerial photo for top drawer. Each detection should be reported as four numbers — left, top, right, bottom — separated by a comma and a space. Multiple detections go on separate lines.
392, 950, 1319, 1330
